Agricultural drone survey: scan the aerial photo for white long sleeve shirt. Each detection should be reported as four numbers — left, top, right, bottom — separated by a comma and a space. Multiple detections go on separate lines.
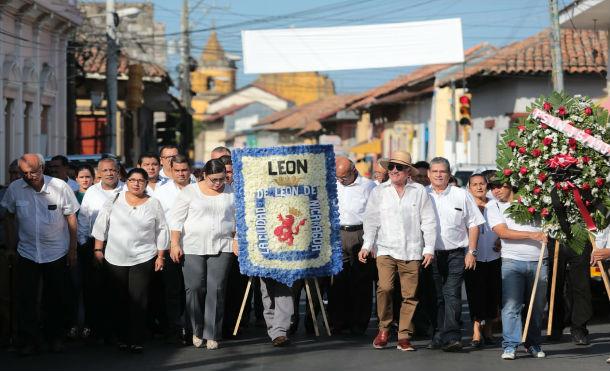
91, 193, 169, 266
427, 185, 485, 251
77, 181, 124, 244
169, 183, 235, 255
337, 175, 376, 226
362, 181, 437, 260
153, 179, 196, 221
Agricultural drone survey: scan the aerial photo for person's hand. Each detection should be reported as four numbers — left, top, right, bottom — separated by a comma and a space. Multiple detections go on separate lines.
465, 252, 477, 270
94, 250, 104, 265
232, 239, 239, 256
493, 239, 502, 252
170, 245, 183, 263
530, 232, 548, 244
422, 253, 434, 268
358, 248, 370, 263
67, 247, 77, 267
155, 256, 165, 272
591, 248, 610, 265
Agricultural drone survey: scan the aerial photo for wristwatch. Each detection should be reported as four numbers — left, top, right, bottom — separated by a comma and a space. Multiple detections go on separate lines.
467, 249, 478, 257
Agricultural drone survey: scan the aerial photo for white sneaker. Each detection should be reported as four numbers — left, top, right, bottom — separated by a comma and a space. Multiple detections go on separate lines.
206, 339, 219, 350
527, 346, 546, 358
192, 335, 204, 348
501, 349, 516, 360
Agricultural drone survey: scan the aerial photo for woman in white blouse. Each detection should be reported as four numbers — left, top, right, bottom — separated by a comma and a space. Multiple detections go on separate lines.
169, 159, 236, 350
92, 168, 169, 353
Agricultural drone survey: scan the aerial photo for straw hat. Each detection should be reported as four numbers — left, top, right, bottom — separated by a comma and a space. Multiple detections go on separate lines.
379, 151, 415, 170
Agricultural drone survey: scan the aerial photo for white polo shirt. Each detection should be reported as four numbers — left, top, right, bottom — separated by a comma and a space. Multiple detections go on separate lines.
153, 179, 196, 220
1, 176, 79, 263
77, 181, 124, 244
427, 185, 485, 251
486, 199, 546, 261
337, 175, 376, 226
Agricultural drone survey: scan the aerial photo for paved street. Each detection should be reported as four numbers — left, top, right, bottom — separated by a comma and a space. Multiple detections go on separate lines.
3, 306, 610, 371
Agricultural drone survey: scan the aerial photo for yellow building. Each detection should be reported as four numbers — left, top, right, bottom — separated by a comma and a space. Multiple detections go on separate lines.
191, 30, 237, 120
255, 72, 335, 106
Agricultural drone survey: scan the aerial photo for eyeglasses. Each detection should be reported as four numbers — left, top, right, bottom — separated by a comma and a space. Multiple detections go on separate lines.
161, 155, 176, 160
387, 163, 405, 171
127, 178, 147, 184
207, 176, 226, 184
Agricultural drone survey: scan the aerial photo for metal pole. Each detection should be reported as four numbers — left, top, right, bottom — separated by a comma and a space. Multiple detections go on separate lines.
450, 79, 457, 164
106, 0, 118, 155
549, 0, 564, 92
181, 0, 192, 113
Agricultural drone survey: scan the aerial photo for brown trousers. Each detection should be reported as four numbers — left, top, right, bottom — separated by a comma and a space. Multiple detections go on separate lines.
376, 256, 420, 339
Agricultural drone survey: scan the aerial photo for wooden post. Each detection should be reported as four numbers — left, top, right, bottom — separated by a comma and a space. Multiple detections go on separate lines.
589, 234, 610, 302
304, 279, 320, 337
233, 277, 253, 336
522, 242, 546, 343
547, 240, 560, 336
313, 278, 331, 336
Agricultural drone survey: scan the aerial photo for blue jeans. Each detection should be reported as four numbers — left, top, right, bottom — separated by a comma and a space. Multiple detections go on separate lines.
431, 248, 465, 344
501, 258, 548, 351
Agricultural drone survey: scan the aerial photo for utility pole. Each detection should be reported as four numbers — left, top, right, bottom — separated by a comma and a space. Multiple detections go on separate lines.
181, 0, 191, 113
450, 79, 457, 165
106, 0, 118, 155
549, 0, 564, 92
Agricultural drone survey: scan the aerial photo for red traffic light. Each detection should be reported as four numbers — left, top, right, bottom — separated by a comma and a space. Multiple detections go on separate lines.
459, 95, 471, 105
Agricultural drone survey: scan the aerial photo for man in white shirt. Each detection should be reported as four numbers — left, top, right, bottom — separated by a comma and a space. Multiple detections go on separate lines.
328, 156, 376, 335
359, 151, 436, 351
137, 153, 167, 195
426, 157, 484, 352
486, 177, 548, 360
47, 155, 79, 192
159, 145, 179, 181
77, 157, 123, 342
1, 153, 79, 355
153, 154, 195, 344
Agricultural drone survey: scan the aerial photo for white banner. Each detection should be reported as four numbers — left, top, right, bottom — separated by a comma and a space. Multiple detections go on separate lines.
241, 18, 464, 74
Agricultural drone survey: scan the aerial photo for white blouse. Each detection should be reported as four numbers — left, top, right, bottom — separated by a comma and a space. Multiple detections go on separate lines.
91, 192, 169, 266
169, 183, 235, 255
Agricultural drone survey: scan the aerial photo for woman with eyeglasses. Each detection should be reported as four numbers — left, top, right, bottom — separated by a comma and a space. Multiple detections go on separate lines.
91, 168, 169, 353
168, 159, 236, 350
464, 174, 501, 348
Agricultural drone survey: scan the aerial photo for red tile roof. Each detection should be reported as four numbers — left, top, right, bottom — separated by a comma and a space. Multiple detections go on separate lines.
202, 103, 253, 122
75, 46, 168, 79
437, 28, 607, 86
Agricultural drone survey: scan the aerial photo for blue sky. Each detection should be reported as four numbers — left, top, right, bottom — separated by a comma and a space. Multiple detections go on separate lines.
149, 0, 555, 93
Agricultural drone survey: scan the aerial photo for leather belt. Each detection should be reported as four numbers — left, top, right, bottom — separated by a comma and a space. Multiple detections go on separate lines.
340, 225, 363, 232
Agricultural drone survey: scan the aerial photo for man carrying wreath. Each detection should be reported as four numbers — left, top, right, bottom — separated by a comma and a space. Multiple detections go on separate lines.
359, 151, 437, 351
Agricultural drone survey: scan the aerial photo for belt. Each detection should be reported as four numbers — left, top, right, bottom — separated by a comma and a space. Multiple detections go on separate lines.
340, 225, 363, 232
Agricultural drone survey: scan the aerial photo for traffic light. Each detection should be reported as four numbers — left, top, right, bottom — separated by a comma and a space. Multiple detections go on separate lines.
156, 121, 177, 146
458, 94, 471, 126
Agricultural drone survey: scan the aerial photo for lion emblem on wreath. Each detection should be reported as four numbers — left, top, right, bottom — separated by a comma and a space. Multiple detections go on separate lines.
274, 207, 307, 246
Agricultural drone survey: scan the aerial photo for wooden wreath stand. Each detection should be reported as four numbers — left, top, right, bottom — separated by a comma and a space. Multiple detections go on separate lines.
233, 277, 331, 337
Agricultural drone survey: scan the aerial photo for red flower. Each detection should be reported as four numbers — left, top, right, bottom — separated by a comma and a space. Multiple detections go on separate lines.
541, 123, 549, 129
543, 137, 553, 146
528, 207, 536, 214
586, 200, 592, 207
584, 107, 593, 116
503, 168, 513, 176
518, 125, 526, 131
531, 148, 542, 157
562, 183, 570, 191
518, 147, 527, 154
596, 178, 604, 187
541, 208, 550, 217
519, 166, 528, 175
533, 186, 542, 195
568, 138, 577, 147
585, 129, 593, 135
555, 182, 562, 190
517, 196, 523, 204
557, 106, 567, 116
582, 156, 590, 164
538, 172, 547, 182
507, 140, 517, 148
547, 153, 579, 169
582, 182, 591, 191
543, 102, 553, 111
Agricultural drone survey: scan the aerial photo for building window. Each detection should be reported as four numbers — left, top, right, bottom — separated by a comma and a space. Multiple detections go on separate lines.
41, 105, 50, 154
24, 102, 32, 152
4, 98, 14, 178
206, 77, 215, 91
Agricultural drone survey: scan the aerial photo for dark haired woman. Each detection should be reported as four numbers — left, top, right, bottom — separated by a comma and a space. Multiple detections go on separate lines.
169, 159, 236, 350
91, 168, 169, 352
75, 164, 95, 204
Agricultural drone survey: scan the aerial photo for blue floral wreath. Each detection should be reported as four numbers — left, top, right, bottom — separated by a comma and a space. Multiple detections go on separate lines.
232, 144, 342, 286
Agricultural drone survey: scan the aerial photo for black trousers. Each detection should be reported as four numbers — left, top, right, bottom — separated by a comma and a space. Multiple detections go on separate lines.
328, 229, 374, 334
411, 265, 436, 336
79, 239, 110, 339
17, 254, 67, 345
464, 258, 501, 322
222, 255, 251, 338
106, 258, 155, 346
162, 257, 186, 335
547, 241, 592, 335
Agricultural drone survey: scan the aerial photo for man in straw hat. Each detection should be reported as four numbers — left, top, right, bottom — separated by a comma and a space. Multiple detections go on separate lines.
358, 151, 437, 351
426, 157, 485, 352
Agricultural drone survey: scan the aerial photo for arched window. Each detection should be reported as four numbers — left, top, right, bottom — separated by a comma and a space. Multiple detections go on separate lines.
206, 77, 215, 91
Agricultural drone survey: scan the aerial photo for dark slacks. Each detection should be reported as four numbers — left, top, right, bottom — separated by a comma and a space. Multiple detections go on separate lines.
162, 257, 186, 336
328, 229, 374, 334
547, 241, 592, 335
431, 248, 465, 344
106, 258, 155, 346
79, 239, 110, 339
464, 258, 501, 321
222, 254, 250, 338
17, 254, 67, 345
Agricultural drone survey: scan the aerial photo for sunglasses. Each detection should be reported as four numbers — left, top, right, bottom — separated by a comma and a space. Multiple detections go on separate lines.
387, 163, 406, 171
